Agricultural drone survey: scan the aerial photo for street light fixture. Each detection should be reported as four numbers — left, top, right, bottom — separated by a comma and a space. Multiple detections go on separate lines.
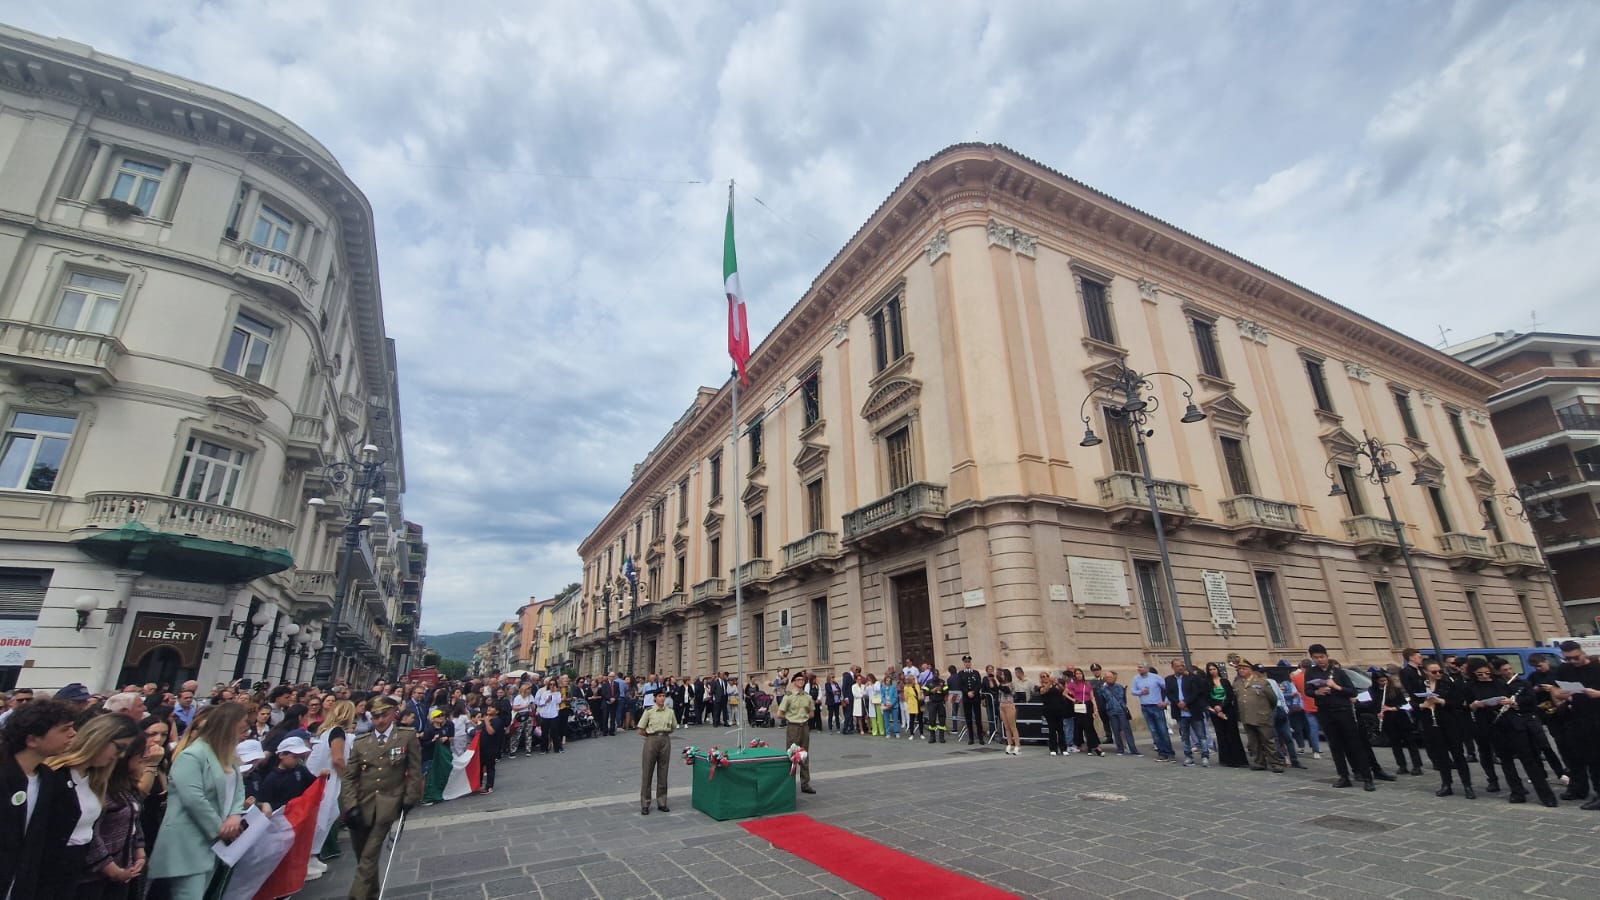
309, 443, 388, 686
1077, 357, 1208, 669
1324, 431, 1446, 657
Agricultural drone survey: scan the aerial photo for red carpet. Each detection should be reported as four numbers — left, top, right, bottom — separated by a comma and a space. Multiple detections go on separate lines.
741, 813, 1021, 900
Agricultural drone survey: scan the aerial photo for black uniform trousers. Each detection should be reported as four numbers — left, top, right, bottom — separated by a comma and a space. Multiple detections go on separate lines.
962, 694, 983, 742
1317, 706, 1371, 781
1422, 718, 1473, 788
1492, 714, 1555, 801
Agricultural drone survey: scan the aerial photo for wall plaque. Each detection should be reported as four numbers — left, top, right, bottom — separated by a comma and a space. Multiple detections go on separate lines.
962, 589, 986, 608
124, 612, 213, 669
1202, 571, 1236, 628
1067, 557, 1129, 606
1048, 584, 1068, 603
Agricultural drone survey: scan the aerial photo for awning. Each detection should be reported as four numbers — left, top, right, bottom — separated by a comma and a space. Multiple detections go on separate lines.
75, 522, 294, 584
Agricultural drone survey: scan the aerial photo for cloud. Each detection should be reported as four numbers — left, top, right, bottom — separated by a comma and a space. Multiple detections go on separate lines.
12, 1, 1598, 630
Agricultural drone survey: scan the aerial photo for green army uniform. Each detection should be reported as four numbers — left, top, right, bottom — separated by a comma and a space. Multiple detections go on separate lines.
638, 702, 676, 813
775, 685, 817, 792
340, 702, 423, 900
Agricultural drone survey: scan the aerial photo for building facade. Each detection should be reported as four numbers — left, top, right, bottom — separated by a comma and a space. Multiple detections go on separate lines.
572, 144, 1559, 679
0, 26, 423, 691
544, 584, 579, 675
1449, 332, 1600, 635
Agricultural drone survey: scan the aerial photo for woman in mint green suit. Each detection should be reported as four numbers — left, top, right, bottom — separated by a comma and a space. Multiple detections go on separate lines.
148, 703, 250, 900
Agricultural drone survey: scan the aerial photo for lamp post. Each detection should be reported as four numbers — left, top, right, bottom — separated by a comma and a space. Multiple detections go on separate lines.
308, 443, 388, 686
229, 600, 274, 683
1483, 485, 1565, 529
1325, 431, 1446, 657
624, 557, 639, 677
1077, 358, 1209, 669
602, 583, 613, 673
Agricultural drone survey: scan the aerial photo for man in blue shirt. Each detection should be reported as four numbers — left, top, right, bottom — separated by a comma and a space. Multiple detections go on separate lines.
1131, 663, 1174, 760
1165, 660, 1212, 767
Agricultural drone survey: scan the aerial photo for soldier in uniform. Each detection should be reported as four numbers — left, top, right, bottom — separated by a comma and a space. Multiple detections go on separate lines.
636, 691, 676, 814
774, 672, 817, 794
1234, 661, 1283, 773
340, 695, 423, 900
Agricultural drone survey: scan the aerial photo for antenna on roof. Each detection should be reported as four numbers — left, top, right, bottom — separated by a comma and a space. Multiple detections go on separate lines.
1529, 309, 1541, 332
1435, 325, 1453, 348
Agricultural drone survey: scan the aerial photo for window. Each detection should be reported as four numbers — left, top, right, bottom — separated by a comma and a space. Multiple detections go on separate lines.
1081, 278, 1115, 344
222, 312, 275, 382
870, 293, 906, 372
1426, 486, 1453, 533
1517, 592, 1541, 644
709, 453, 722, 499
748, 419, 764, 469
1464, 589, 1492, 645
1192, 316, 1224, 379
1219, 436, 1252, 496
1337, 465, 1367, 516
1255, 571, 1289, 647
1447, 409, 1473, 458
1104, 407, 1139, 473
805, 478, 825, 533
812, 597, 830, 664
0, 412, 76, 492
1394, 390, 1421, 441
1304, 357, 1335, 414
1374, 581, 1407, 647
172, 437, 248, 507
634, 519, 642, 553
674, 554, 686, 591
677, 478, 689, 524
1135, 560, 1171, 647
1481, 498, 1505, 543
802, 371, 821, 428
52, 272, 126, 334
250, 203, 296, 253
886, 426, 914, 490
753, 613, 765, 668
750, 511, 765, 558
708, 536, 721, 579
651, 501, 665, 539
108, 156, 165, 214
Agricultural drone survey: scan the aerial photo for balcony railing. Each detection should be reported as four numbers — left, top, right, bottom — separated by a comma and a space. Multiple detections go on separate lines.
1492, 541, 1545, 572
1556, 406, 1600, 432
1097, 472, 1194, 512
1437, 532, 1491, 556
691, 577, 728, 605
293, 569, 336, 600
0, 319, 124, 388
1342, 515, 1399, 545
1219, 495, 1302, 530
237, 242, 316, 303
81, 491, 294, 550
783, 530, 841, 570
658, 591, 686, 617
733, 558, 773, 588
842, 482, 948, 544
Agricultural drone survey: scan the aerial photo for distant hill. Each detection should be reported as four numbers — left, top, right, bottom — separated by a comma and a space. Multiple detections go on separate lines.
420, 631, 495, 663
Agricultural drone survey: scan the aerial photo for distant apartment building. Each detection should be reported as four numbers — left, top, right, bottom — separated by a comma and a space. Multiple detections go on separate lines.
1449, 331, 1600, 635
572, 143, 1558, 679
0, 26, 422, 690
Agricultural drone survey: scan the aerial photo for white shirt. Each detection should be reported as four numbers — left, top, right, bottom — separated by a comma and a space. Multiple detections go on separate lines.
510, 694, 534, 714
67, 767, 101, 846
533, 688, 561, 718
23, 771, 38, 830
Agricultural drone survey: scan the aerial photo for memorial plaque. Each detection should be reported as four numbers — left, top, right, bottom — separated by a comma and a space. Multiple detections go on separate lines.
1202, 570, 1236, 627
1067, 557, 1129, 606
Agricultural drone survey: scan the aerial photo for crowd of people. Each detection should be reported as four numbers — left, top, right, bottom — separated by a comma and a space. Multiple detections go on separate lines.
1, 639, 1594, 898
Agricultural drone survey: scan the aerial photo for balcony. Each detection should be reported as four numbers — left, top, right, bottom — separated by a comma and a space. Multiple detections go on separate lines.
1343, 515, 1400, 561
1218, 495, 1304, 547
842, 482, 948, 550
1556, 405, 1600, 432
233, 241, 316, 308
1492, 541, 1546, 576
658, 591, 687, 619
287, 414, 327, 463
1095, 472, 1197, 531
293, 568, 336, 615
782, 530, 843, 578
0, 319, 124, 391
337, 393, 363, 432
732, 558, 775, 594
1437, 532, 1493, 570
691, 577, 728, 607
74, 491, 295, 583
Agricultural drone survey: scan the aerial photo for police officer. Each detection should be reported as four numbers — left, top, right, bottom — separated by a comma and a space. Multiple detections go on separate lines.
774, 672, 817, 795
340, 695, 423, 900
954, 656, 984, 744
637, 690, 676, 814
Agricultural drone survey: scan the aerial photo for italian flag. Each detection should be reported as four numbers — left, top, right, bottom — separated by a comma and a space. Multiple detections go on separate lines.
725, 187, 751, 385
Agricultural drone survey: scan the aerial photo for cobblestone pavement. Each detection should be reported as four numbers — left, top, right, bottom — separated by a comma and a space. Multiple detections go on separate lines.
298, 724, 1600, 899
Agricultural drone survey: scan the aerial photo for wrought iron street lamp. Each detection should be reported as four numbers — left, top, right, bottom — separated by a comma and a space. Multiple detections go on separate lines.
1325, 432, 1446, 657
602, 583, 613, 673
1483, 485, 1565, 527
1078, 358, 1208, 669
307, 443, 388, 686
625, 557, 639, 676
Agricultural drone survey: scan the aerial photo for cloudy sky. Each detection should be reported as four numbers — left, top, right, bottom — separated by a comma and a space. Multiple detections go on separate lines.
13, 2, 1597, 633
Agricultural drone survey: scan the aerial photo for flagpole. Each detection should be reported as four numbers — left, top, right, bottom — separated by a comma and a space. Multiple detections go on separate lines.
729, 181, 746, 750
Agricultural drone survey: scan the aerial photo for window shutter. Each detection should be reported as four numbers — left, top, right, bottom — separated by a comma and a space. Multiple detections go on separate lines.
0, 572, 49, 619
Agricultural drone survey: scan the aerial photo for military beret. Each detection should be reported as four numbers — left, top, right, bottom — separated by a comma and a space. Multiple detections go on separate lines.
369, 695, 399, 713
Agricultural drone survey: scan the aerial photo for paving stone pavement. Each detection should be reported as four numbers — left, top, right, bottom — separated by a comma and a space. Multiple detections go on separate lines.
295, 725, 1600, 899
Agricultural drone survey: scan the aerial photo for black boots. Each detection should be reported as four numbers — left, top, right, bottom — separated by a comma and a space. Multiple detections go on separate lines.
1435, 783, 1453, 797
1463, 784, 1476, 799
1362, 777, 1376, 792
1485, 777, 1501, 794
1332, 777, 1353, 788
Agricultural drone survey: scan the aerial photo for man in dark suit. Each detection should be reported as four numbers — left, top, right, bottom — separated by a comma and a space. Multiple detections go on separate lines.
0, 699, 80, 900
595, 675, 617, 735
1165, 660, 1213, 766
710, 672, 729, 727
954, 656, 984, 744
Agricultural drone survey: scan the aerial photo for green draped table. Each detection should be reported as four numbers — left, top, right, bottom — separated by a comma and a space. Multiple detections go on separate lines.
688, 746, 796, 820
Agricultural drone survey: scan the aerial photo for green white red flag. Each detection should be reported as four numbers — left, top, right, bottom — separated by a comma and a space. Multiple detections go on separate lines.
725, 187, 750, 385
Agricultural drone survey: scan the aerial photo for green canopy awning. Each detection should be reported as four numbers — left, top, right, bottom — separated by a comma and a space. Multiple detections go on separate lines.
75, 522, 294, 584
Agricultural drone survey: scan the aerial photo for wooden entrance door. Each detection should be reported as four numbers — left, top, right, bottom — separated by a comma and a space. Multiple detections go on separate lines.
893, 571, 934, 667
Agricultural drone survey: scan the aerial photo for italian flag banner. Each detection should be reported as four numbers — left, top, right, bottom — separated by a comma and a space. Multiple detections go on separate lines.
725, 186, 750, 385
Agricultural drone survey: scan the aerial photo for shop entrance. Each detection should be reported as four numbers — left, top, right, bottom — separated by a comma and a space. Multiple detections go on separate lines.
118, 646, 188, 690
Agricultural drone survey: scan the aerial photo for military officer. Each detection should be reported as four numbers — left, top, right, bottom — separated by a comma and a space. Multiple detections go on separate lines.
774, 671, 818, 794
340, 694, 423, 900
637, 690, 676, 814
